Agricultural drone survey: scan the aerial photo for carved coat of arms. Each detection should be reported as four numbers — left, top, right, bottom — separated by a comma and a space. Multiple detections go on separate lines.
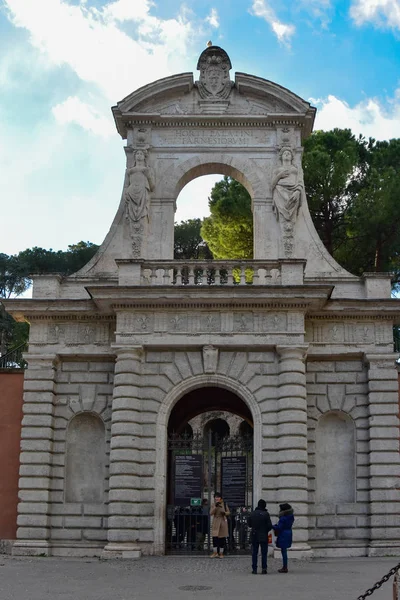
196, 45, 232, 100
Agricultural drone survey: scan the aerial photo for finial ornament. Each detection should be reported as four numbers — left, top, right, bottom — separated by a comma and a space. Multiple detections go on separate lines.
207, 40, 212, 47
196, 45, 233, 100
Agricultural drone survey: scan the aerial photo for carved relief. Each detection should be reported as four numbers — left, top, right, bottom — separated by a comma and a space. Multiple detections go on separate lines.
124, 149, 155, 257
133, 127, 151, 148
261, 313, 287, 332
196, 45, 232, 100
201, 314, 221, 332
124, 150, 155, 222
48, 324, 66, 343
47, 322, 111, 345
272, 147, 305, 257
170, 314, 188, 332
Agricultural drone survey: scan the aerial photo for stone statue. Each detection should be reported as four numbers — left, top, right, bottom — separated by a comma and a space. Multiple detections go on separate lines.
271, 147, 304, 227
271, 147, 305, 257
124, 150, 155, 223
196, 45, 232, 100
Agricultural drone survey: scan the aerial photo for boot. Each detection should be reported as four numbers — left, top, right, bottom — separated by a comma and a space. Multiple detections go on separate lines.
210, 552, 218, 558
262, 569, 267, 575
278, 567, 288, 573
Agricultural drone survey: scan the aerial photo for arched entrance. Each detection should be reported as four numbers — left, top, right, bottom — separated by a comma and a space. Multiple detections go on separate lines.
166, 386, 254, 555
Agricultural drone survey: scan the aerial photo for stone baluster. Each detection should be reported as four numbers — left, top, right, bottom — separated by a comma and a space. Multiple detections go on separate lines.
13, 354, 58, 556
365, 353, 400, 556
103, 346, 143, 559
276, 345, 311, 557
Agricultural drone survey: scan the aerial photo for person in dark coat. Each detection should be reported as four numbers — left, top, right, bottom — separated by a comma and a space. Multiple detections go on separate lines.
247, 499, 272, 574
273, 503, 294, 573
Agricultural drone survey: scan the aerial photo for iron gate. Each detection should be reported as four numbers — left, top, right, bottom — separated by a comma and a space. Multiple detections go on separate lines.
166, 430, 253, 554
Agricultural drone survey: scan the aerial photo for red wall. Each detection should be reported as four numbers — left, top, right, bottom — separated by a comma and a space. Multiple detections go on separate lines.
0, 372, 23, 539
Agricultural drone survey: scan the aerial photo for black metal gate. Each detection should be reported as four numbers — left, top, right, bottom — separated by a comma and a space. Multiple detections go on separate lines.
166, 430, 253, 554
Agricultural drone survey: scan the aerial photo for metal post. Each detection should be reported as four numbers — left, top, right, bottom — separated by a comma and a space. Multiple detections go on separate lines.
207, 429, 212, 553
393, 572, 398, 600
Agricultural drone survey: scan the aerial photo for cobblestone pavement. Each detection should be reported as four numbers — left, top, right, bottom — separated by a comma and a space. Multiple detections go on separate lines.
0, 554, 398, 600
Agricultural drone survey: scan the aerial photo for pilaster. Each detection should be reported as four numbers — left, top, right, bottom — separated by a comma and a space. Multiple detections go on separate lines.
147, 198, 175, 260
365, 353, 400, 557
276, 345, 311, 558
102, 346, 143, 559
13, 354, 58, 557
253, 197, 279, 260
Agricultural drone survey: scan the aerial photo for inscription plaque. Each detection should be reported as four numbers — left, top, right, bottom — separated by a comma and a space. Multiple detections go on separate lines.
153, 128, 272, 147
174, 455, 203, 506
221, 456, 247, 507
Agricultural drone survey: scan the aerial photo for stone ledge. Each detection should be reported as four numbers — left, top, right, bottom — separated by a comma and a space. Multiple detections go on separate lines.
101, 543, 141, 559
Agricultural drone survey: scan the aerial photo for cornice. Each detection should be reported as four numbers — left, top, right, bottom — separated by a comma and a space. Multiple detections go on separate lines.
307, 314, 397, 321
111, 301, 310, 311
25, 314, 116, 322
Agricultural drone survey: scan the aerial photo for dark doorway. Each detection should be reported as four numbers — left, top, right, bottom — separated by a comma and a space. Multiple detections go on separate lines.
166, 387, 254, 555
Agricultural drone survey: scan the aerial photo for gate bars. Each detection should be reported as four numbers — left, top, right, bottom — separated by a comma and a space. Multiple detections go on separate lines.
166, 430, 253, 554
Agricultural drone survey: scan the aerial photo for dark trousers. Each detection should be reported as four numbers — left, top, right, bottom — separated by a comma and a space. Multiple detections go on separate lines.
281, 548, 288, 568
212, 536, 226, 553
252, 541, 268, 571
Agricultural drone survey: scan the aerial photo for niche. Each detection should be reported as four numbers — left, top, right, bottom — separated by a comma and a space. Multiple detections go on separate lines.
65, 413, 106, 503
315, 411, 355, 504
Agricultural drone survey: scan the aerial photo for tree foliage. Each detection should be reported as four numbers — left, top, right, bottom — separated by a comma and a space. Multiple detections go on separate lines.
174, 219, 213, 260
0, 241, 99, 357
302, 128, 368, 257
201, 177, 253, 259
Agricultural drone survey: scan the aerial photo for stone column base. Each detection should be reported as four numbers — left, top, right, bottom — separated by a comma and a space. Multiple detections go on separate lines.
368, 542, 400, 557
102, 543, 141, 559
12, 540, 51, 557
274, 543, 312, 560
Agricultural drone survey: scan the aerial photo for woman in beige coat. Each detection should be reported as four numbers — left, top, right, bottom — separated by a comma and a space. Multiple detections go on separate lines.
210, 493, 230, 558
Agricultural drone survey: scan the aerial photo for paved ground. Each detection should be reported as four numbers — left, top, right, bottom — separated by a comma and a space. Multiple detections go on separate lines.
0, 554, 398, 600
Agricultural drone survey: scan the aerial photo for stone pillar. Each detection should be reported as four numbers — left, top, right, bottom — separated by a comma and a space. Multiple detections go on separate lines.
103, 347, 143, 559
365, 353, 400, 556
147, 198, 175, 259
253, 197, 279, 260
276, 345, 311, 557
13, 354, 58, 556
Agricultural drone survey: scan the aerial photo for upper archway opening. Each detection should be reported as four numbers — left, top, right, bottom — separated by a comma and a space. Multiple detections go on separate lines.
175, 173, 253, 260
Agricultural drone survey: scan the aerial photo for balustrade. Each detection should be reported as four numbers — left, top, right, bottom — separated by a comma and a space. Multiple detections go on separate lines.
139, 260, 282, 286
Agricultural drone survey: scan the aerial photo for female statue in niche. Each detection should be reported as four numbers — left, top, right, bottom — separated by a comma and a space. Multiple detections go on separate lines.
124, 149, 155, 223
271, 147, 304, 233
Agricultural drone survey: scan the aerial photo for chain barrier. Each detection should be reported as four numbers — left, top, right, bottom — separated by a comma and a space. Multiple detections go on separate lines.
357, 562, 400, 600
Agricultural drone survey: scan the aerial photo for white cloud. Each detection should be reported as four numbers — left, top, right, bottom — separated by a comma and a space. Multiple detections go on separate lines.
297, 0, 332, 27
3, 0, 196, 102
250, 0, 295, 45
176, 175, 221, 223
312, 90, 400, 139
206, 8, 220, 28
52, 96, 115, 138
350, 0, 400, 30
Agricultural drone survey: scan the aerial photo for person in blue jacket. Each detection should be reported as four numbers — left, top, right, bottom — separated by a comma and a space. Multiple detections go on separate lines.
273, 503, 294, 573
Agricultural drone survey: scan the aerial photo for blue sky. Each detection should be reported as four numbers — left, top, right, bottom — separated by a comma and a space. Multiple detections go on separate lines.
1, 0, 400, 256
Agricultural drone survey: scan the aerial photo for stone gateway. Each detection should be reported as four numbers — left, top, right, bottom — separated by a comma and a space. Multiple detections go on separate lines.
5, 45, 400, 559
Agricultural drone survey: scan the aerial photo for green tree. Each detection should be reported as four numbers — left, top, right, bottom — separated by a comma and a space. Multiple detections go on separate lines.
0, 241, 99, 357
302, 128, 368, 257
201, 177, 253, 259
174, 219, 213, 260
336, 139, 400, 283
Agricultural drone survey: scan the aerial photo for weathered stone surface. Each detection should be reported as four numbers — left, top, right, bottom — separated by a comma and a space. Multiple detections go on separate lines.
4, 44, 400, 561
